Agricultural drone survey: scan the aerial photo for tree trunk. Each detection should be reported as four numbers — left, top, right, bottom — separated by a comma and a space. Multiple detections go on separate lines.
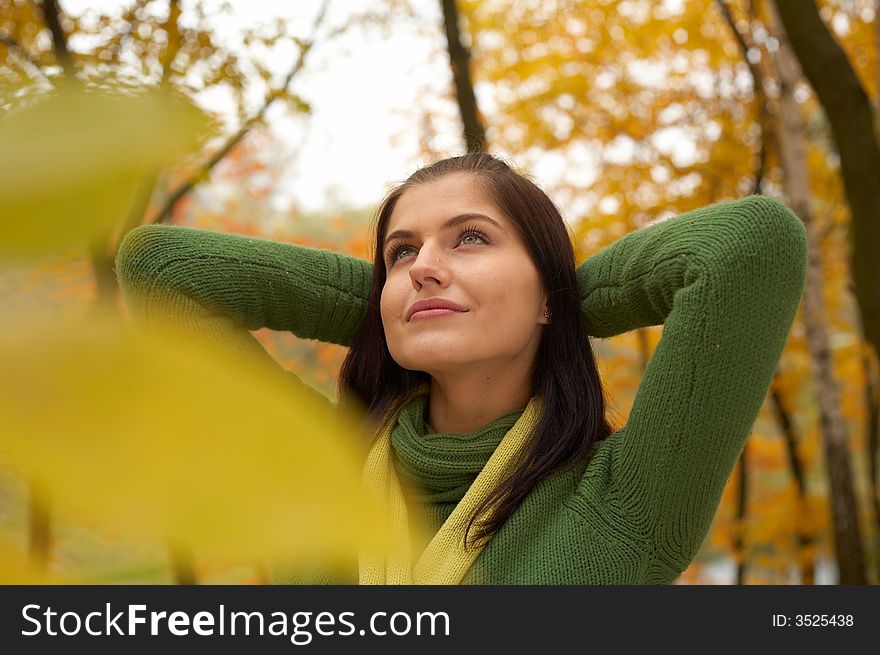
41, 0, 74, 76
875, 0, 880, 141
168, 542, 197, 585
769, 3, 868, 584
771, 0, 880, 368
440, 0, 486, 152
734, 447, 749, 584
717, 1, 819, 584
39, 0, 128, 313
769, 380, 816, 584
635, 328, 650, 373
862, 337, 880, 572
27, 479, 51, 574
87, 0, 186, 315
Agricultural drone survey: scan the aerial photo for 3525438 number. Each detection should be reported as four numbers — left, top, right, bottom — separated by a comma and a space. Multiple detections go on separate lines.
794, 614, 853, 627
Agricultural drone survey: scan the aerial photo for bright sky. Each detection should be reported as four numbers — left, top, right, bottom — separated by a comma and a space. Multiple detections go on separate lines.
65, 0, 462, 213
272, 0, 456, 211
60, 0, 706, 217
216, 0, 456, 212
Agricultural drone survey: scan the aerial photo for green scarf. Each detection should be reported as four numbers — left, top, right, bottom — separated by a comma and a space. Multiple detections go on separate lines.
358, 384, 543, 584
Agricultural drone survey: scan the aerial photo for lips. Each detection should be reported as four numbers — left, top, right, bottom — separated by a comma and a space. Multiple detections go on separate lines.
406, 298, 468, 322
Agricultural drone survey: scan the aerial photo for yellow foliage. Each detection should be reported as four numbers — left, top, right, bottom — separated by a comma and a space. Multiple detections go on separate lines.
0, 537, 77, 584
0, 308, 402, 572
455, 0, 879, 582
0, 81, 208, 256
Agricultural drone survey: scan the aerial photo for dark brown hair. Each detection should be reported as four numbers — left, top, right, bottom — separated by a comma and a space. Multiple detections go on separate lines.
338, 152, 614, 548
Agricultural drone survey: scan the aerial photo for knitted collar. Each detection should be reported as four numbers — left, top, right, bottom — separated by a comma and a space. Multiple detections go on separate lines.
359, 383, 542, 585
391, 392, 525, 504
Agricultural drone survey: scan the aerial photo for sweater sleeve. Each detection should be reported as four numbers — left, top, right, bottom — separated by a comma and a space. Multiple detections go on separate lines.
113, 224, 372, 405
573, 195, 808, 580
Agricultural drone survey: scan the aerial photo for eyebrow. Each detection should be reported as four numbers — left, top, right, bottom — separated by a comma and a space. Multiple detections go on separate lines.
383, 213, 505, 250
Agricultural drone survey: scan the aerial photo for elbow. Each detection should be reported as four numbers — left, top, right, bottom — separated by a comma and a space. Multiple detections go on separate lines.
733, 195, 808, 263
114, 224, 175, 288
716, 195, 808, 294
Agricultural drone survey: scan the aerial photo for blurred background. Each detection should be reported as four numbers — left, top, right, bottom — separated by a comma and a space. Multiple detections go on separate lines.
0, 0, 878, 585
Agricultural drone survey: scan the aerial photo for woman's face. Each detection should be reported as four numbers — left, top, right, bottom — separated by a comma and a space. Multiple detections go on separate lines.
379, 173, 549, 375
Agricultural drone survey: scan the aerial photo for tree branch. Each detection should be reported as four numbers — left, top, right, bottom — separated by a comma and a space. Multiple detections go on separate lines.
715, 0, 768, 195
103, 0, 151, 64
160, 0, 182, 86
151, 0, 330, 224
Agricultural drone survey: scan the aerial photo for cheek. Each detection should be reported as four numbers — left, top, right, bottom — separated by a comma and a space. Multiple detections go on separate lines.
380, 280, 403, 322
379, 288, 391, 324
380, 282, 409, 359
519, 267, 544, 305
478, 270, 535, 314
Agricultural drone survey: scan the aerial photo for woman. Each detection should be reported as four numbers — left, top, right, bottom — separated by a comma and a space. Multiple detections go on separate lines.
115, 153, 808, 584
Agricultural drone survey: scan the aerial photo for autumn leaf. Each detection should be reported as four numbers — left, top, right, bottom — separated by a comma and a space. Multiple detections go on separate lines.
0, 308, 401, 568
0, 81, 208, 255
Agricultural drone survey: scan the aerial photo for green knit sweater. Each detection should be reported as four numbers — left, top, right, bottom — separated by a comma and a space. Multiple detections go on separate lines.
114, 196, 808, 584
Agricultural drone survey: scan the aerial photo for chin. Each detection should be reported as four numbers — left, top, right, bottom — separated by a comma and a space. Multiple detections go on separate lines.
397, 359, 458, 374
390, 330, 488, 367
392, 352, 468, 374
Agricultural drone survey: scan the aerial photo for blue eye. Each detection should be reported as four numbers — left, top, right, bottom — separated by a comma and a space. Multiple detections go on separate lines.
385, 225, 489, 266
386, 243, 416, 263
455, 225, 490, 250
458, 229, 487, 246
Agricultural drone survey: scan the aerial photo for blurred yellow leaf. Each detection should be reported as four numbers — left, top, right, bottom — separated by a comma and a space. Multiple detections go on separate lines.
0, 537, 76, 584
0, 308, 396, 567
0, 80, 208, 255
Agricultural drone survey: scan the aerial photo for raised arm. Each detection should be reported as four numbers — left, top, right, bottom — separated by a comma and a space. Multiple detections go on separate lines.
114, 224, 373, 404
574, 195, 808, 581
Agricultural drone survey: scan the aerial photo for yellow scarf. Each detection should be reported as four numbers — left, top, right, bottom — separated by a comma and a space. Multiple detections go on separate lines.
358, 384, 543, 585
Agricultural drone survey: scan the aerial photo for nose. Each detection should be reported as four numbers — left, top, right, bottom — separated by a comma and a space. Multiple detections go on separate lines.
408, 241, 450, 289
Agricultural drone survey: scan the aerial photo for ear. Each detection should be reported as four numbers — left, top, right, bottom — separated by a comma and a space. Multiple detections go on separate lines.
540, 294, 551, 324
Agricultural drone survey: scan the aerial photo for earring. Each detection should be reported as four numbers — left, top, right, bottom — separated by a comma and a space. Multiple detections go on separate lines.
543, 309, 551, 320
